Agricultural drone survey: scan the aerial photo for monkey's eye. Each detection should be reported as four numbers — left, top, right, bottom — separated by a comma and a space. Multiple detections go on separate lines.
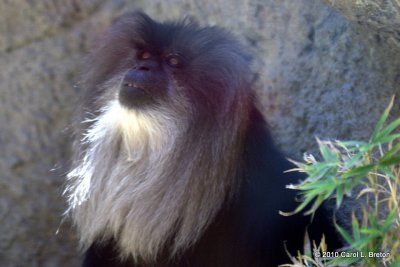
165, 54, 184, 68
138, 50, 152, 60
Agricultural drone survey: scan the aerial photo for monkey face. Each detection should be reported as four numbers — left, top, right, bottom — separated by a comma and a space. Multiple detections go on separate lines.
81, 12, 252, 119
119, 51, 169, 109
118, 46, 187, 110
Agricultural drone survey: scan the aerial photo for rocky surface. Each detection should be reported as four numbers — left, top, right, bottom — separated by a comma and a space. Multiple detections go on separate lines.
324, 0, 400, 47
0, 0, 399, 266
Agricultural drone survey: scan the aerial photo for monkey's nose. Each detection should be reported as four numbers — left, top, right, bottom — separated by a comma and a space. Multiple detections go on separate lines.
136, 60, 159, 72
119, 71, 153, 108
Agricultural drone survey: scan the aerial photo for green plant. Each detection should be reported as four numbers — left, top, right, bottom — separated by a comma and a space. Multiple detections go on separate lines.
282, 97, 400, 267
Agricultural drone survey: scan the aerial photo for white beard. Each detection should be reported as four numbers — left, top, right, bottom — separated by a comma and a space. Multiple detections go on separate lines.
65, 97, 230, 262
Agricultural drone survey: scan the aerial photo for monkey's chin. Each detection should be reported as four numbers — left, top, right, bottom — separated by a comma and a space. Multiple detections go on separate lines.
118, 85, 154, 109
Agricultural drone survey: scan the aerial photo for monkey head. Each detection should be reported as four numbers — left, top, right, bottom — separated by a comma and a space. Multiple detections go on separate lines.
81, 12, 253, 125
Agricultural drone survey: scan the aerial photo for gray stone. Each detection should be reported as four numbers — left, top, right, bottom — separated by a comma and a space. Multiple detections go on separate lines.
324, 0, 400, 47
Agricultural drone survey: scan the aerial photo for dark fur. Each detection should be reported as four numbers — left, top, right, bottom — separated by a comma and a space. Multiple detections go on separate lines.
66, 12, 340, 267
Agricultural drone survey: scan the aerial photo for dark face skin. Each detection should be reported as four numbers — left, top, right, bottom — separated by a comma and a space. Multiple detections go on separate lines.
119, 48, 187, 109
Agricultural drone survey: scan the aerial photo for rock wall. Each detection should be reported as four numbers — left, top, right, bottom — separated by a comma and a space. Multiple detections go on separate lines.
324, 0, 400, 48
0, 0, 398, 266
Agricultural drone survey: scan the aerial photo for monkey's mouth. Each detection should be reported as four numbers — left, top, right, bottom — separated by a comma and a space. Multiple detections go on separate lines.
123, 82, 146, 92
119, 82, 154, 108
